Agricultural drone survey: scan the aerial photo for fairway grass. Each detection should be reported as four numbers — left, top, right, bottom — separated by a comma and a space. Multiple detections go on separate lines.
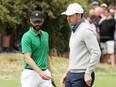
93, 75, 116, 87
0, 53, 116, 87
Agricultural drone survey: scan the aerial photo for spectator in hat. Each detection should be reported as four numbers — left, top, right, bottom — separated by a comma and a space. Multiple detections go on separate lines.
60, 3, 101, 87
100, 3, 108, 18
100, 3, 107, 11
91, 1, 99, 9
101, 3, 107, 9
21, 10, 53, 87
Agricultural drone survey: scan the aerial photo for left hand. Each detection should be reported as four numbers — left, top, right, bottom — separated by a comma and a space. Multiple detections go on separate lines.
84, 74, 92, 87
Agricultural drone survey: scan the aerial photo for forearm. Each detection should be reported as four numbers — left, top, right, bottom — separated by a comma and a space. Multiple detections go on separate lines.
26, 57, 42, 72
47, 54, 52, 73
24, 53, 42, 74
65, 69, 69, 76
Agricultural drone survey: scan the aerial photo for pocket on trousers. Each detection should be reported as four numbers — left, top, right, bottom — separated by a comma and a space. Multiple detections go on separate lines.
21, 69, 32, 82
45, 69, 51, 77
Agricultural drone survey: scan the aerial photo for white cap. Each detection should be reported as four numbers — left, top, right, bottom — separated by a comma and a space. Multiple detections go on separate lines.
61, 3, 84, 15
100, 3, 107, 7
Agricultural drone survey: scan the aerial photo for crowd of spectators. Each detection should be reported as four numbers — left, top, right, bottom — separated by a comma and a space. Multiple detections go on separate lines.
86, 1, 116, 66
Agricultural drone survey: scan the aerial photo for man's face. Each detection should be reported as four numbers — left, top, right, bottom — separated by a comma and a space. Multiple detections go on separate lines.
30, 20, 44, 31
67, 13, 81, 26
89, 18, 95, 23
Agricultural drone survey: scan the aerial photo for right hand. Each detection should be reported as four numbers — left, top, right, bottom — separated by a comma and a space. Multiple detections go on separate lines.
84, 74, 92, 87
60, 73, 67, 86
39, 71, 51, 80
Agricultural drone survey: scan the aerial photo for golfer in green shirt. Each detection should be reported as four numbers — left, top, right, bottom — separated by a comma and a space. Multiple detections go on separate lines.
21, 10, 52, 87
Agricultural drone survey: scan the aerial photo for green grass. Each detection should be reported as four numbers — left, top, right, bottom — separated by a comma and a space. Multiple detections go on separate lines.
0, 79, 21, 87
93, 75, 116, 87
0, 53, 116, 87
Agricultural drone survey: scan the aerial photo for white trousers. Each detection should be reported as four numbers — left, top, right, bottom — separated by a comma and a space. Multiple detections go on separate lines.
21, 69, 52, 87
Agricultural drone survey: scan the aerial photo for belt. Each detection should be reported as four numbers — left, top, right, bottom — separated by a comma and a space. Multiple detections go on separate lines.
41, 69, 47, 71
25, 68, 46, 71
24, 68, 33, 70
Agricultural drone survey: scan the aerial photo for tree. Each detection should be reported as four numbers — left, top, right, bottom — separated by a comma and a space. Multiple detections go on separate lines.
1, 0, 104, 54
0, 0, 36, 51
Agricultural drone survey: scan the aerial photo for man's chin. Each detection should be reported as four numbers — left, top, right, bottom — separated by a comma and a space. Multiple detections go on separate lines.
33, 27, 41, 31
35, 28, 41, 31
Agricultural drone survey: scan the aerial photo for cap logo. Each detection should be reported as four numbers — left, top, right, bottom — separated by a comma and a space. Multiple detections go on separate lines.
36, 13, 38, 16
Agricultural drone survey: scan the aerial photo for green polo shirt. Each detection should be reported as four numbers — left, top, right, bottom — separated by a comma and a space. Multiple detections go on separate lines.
21, 27, 49, 70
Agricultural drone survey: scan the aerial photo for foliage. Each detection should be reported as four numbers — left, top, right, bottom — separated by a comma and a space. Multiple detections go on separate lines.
0, 0, 36, 40
0, 0, 114, 54
0, 0, 71, 54
41, 0, 71, 53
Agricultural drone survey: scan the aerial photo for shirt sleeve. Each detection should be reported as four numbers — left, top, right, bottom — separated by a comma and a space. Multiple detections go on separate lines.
21, 34, 32, 53
83, 29, 101, 74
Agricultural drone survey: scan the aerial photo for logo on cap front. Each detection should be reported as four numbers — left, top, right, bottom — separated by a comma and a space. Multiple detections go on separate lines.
36, 13, 38, 16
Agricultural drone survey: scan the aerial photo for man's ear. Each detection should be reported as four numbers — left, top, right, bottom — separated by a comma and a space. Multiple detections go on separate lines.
30, 19, 32, 23
30, 19, 34, 25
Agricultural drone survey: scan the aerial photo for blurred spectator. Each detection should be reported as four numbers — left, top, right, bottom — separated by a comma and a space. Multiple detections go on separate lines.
91, 1, 99, 9
98, 10, 115, 66
100, 3, 108, 18
108, 3, 114, 9
94, 7, 102, 18
86, 15, 96, 30
94, 7, 102, 43
99, 10, 107, 25
89, 8, 95, 15
109, 9, 115, 18
114, 9, 116, 20
101, 3, 108, 11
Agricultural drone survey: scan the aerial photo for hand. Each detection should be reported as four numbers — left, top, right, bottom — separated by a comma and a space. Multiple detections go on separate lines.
60, 73, 67, 86
84, 74, 92, 87
39, 71, 51, 80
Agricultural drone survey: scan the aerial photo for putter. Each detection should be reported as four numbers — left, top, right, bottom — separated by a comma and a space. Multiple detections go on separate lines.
52, 80, 57, 87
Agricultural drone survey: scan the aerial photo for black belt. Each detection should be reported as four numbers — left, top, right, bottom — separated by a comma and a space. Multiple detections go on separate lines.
25, 68, 33, 70
41, 69, 47, 71
25, 68, 46, 71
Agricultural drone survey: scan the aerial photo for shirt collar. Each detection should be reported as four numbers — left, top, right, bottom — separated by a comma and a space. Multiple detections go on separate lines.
72, 19, 85, 32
